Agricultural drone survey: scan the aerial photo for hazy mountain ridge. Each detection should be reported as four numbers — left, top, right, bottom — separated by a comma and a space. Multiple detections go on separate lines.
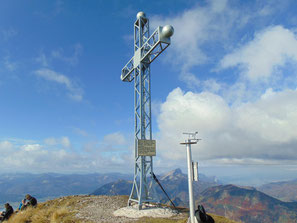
91, 168, 221, 207
0, 172, 132, 204
91, 179, 133, 196
91, 169, 297, 223
258, 178, 297, 202
198, 184, 297, 223
1, 169, 297, 223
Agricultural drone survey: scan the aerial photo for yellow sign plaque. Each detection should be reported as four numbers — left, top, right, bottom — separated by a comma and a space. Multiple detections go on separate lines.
137, 139, 156, 156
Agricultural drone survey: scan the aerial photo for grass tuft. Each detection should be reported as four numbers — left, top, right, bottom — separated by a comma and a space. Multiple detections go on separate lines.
6, 196, 88, 223
6, 195, 240, 223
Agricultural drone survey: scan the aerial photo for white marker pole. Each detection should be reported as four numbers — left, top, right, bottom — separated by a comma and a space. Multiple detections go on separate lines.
186, 140, 196, 223
181, 132, 200, 223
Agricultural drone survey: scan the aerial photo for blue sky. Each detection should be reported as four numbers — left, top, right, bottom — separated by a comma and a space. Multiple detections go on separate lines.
1, 0, 297, 185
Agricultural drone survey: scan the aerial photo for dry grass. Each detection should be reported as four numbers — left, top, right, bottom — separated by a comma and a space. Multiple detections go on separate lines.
135, 214, 240, 223
134, 205, 240, 223
211, 213, 240, 223
134, 206, 240, 223
6, 195, 240, 223
7, 196, 92, 223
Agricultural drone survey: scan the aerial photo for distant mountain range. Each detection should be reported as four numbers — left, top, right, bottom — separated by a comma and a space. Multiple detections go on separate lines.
91, 179, 132, 196
91, 168, 221, 207
258, 178, 297, 202
1, 169, 297, 223
91, 169, 297, 223
0, 172, 132, 204
157, 168, 221, 206
198, 184, 297, 223
1, 169, 219, 206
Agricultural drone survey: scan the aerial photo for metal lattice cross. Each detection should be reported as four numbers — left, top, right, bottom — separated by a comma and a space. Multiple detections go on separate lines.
121, 11, 173, 209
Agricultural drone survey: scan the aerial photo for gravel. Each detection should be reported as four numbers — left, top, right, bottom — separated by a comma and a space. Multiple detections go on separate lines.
114, 205, 178, 218
75, 195, 182, 223
75, 195, 135, 223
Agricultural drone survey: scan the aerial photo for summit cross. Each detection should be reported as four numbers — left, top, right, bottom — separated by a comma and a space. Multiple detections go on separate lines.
120, 11, 174, 209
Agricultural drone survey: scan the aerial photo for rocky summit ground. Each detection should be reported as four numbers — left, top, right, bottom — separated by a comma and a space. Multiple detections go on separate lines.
7, 195, 239, 223
75, 195, 136, 223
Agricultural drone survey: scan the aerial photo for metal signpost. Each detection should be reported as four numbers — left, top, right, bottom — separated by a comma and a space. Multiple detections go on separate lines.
121, 12, 174, 209
181, 132, 200, 223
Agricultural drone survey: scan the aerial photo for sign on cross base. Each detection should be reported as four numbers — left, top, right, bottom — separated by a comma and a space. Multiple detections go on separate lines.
120, 12, 174, 209
137, 139, 156, 156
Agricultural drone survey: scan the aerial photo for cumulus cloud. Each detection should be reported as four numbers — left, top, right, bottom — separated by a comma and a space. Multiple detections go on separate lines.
35, 68, 83, 101
202, 79, 222, 93
21, 144, 43, 152
150, 0, 254, 88
0, 133, 132, 173
151, 0, 234, 70
103, 132, 127, 146
44, 138, 57, 146
156, 87, 297, 167
0, 141, 14, 155
150, 0, 296, 90
44, 136, 71, 148
83, 132, 130, 153
220, 25, 297, 81
61, 137, 71, 148
148, 2, 297, 178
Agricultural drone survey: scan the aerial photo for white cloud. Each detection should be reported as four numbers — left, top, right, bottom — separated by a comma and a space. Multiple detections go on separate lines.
61, 137, 71, 148
35, 68, 83, 101
151, 0, 234, 71
51, 43, 83, 66
150, 1, 297, 90
0, 132, 133, 173
148, 2, 297, 176
103, 132, 126, 146
44, 137, 57, 146
202, 79, 222, 93
150, 0, 247, 89
220, 26, 297, 81
73, 128, 88, 137
0, 136, 133, 173
81, 132, 129, 153
0, 141, 14, 155
35, 43, 82, 67
35, 52, 49, 67
179, 72, 200, 89
21, 144, 43, 152
44, 137, 71, 148
156, 87, 297, 166
235, 88, 297, 143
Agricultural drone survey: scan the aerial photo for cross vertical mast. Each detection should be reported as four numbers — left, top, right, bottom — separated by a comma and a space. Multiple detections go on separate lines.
121, 11, 174, 209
